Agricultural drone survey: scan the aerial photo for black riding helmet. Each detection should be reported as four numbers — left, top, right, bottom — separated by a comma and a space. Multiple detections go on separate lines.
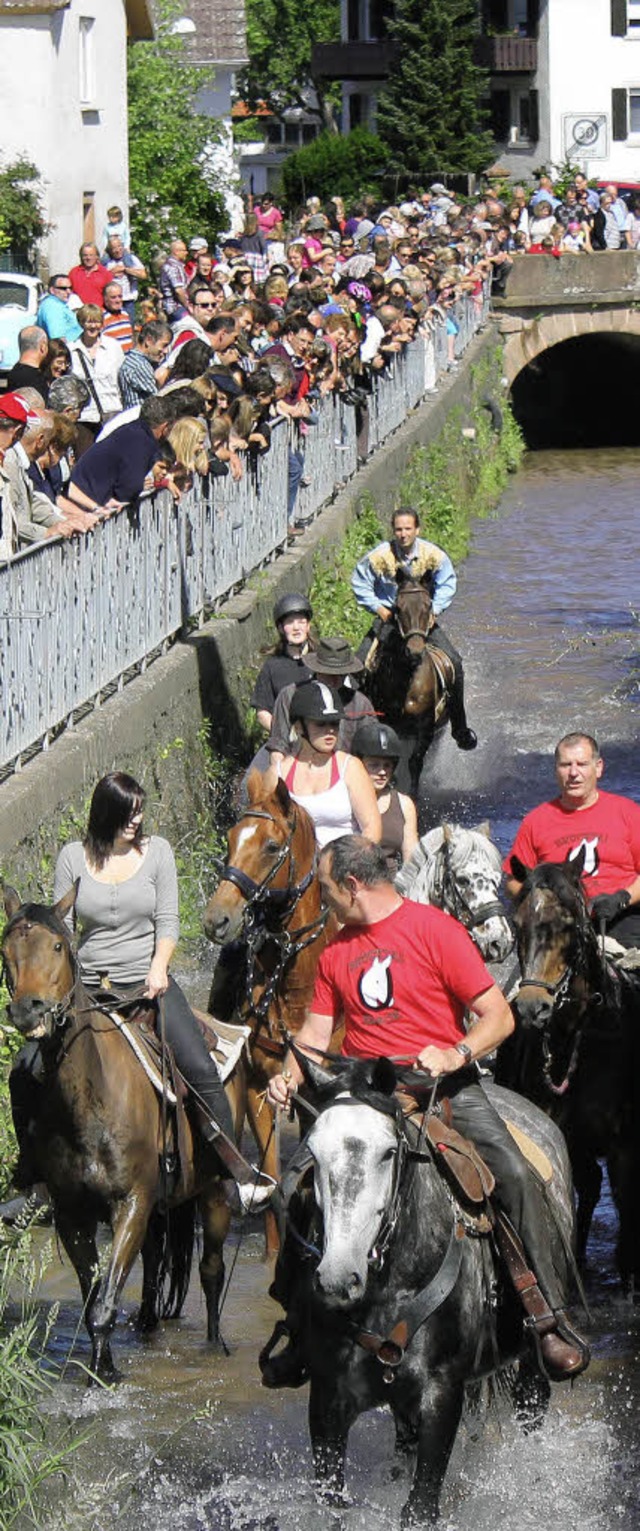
289, 679, 343, 725
273, 591, 312, 625
351, 719, 403, 760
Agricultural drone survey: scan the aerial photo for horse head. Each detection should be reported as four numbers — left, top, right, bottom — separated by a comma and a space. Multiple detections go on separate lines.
397, 824, 514, 963
203, 771, 316, 945
512, 850, 591, 1033
2, 882, 78, 1038
394, 570, 434, 659
299, 1054, 404, 1309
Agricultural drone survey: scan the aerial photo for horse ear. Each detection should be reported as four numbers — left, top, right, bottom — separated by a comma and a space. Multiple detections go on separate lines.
510, 855, 530, 884
442, 823, 452, 843
294, 1047, 345, 1098
54, 879, 79, 922
2, 884, 22, 920
421, 571, 432, 589
246, 769, 266, 804
473, 819, 492, 840
274, 776, 292, 816
565, 845, 587, 879
370, 1057, 397, 1097
395, 566, 408, 586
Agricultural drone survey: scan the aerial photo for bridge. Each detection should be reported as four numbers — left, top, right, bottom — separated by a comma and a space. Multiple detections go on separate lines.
494, 252, 640, 447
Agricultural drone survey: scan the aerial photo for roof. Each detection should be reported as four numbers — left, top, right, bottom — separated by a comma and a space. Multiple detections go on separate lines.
0, 0, 153, 32
181, 0, 248, 68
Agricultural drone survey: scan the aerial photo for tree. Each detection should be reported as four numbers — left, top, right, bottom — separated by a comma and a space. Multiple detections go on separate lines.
0, 157, 48, 261
377, 0, 493, 184
281, 130, 388, 210
127, 0, 226, 269
241, 0, 341, 130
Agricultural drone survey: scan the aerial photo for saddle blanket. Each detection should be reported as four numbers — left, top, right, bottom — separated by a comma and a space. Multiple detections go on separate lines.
108, 1009, 250, 1104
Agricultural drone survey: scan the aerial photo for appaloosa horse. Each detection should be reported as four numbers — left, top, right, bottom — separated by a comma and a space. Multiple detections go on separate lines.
272, 1056, 575, 1526
203, 772, 336, 1252
367, 570, 455, 794
396, 823, 514, 966
2, 885, 245, 1381
500, 851, 640, 1286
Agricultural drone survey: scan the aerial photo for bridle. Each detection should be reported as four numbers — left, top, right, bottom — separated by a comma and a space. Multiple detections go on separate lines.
215, 806, 328, 1030
439, 836, 508, 937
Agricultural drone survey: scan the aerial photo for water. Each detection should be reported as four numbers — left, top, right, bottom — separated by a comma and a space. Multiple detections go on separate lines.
32, 449, 640, 1528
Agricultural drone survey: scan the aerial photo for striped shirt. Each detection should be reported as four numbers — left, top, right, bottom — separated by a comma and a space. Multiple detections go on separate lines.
118, 348, 158, 408
102, 313, 134, 352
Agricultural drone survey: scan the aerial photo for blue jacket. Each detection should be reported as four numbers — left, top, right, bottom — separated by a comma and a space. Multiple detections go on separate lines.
351, 537, 456, 617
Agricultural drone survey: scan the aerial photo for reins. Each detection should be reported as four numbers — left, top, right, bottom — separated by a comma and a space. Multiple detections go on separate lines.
439, 836, 507, 935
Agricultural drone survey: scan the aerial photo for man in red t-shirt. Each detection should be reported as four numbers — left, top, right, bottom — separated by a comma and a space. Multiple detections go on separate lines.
504, 731, 640, 947
68, 243, 111, 308
267, 835, 587, 1382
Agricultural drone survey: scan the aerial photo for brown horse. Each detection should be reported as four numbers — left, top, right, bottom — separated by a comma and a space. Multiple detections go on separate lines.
1, 884, 245, 1382
203, 772, 335, 1253
368, 571, 455, 794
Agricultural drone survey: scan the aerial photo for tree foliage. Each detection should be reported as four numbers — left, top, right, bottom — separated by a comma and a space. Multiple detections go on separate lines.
0, 158, 48, 260
281, 130, 388, 210
241, 0, 341, 126
377, 0, 493, 183
127, 0, 226, 269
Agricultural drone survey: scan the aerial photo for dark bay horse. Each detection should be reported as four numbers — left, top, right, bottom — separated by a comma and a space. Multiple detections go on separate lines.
367, 571, 454, 794
203, 772, 336, 1253
2, 885, 245, 1381
275, 1056, 575, 1526
500, 852, 640, 1286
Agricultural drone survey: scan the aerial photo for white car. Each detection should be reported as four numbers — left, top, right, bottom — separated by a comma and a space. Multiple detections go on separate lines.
0, 272, 44, 379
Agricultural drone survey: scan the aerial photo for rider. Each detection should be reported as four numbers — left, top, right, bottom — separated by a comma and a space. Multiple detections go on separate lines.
251, 592, 314, 734
350, 718, 418, 870
351, 506, 477, 751
267, 834, 589, 1384
36, 772, 274, 1212
504, 732, 640, 948
273, 680, 382, 848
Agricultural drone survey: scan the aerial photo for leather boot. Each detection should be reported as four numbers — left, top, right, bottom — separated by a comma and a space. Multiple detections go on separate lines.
495, 1214, 590, 1382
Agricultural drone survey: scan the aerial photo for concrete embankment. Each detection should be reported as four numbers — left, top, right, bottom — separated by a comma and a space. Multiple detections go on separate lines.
0, 328, 501, 885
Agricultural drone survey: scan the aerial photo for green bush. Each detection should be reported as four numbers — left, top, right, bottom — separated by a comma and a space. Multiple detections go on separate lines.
281, 129, 388, 210
0, 157, 48, 262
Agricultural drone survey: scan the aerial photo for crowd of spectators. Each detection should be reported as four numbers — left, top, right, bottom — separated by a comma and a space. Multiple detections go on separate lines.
1, 171, 627, 564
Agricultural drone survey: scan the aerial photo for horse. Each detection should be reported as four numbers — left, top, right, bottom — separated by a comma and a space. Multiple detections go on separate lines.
499, 851, 640, 1286
396, 822, 515, 967
275, 1055, 575, 1526
1, 884, 245, 1382
366, 571, 455, 794
203, 772, 336, 1254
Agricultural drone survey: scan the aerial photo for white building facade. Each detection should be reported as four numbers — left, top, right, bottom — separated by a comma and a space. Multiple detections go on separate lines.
0, 0, 152, 275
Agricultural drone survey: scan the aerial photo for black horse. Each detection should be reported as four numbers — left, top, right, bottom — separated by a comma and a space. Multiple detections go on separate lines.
268, 1056, 576, 1526
366, 571, 454, 795
500, 852, 640, 1286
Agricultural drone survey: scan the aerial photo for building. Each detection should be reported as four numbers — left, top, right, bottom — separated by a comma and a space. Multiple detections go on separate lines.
313, 0, 396, 133
314, 0, 640, 184
479, 0, 640, 181
180, 0, 248, 122
0, 0, 153, 274
233, 98, 323, 198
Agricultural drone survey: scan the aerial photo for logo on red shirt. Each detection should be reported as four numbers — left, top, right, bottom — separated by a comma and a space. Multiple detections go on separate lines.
567, 836, 599, 876
357, 954, 394, 1011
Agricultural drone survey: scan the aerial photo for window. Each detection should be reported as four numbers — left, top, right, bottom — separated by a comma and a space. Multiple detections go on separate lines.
629, 88, 640, 131
79, 16, 95, 105
82, 191, 96, 243
629, 0, 640, 30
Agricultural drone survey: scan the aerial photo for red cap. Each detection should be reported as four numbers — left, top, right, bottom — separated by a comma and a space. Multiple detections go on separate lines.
0, 392, 29, 425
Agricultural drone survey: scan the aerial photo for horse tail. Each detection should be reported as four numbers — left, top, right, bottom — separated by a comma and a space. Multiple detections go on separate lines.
147, 1201, 197, 1320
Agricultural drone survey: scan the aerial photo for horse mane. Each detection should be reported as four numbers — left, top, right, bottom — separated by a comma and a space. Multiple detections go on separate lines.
515, 862, 598, 973
396, 824, 502, 903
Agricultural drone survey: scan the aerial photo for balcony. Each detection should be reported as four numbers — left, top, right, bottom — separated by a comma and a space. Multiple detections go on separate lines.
473, 35, 538, 72
312, 40, 398, 80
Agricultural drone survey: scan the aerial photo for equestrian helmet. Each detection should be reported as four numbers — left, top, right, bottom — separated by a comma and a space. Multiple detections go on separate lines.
273, 591, 312, 625
351, 719, 403, 759
289, 680, 343, 725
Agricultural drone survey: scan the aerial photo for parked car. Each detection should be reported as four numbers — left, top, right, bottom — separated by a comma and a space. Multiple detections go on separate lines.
0, 273, 43, 381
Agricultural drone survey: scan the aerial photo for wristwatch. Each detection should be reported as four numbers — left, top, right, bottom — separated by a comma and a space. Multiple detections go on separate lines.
455, 1041, 473, 1064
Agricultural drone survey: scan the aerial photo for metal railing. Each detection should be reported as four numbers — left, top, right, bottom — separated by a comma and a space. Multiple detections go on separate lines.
0, 290, 489, 775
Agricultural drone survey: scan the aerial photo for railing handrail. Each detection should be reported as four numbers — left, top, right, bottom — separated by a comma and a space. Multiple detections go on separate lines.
0, 289, 490, 778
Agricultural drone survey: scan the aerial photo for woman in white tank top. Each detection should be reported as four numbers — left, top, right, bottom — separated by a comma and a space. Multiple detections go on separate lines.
273, 680, 381, 848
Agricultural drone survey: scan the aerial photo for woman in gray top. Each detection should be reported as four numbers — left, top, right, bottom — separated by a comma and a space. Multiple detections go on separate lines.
54, 771, 272, 1211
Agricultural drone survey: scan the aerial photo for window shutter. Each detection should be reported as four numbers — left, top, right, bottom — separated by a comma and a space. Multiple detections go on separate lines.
491, 89, 511, 142
611, 0, 628, 34
612, 87, 629, 140
528, 89, 539, 142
